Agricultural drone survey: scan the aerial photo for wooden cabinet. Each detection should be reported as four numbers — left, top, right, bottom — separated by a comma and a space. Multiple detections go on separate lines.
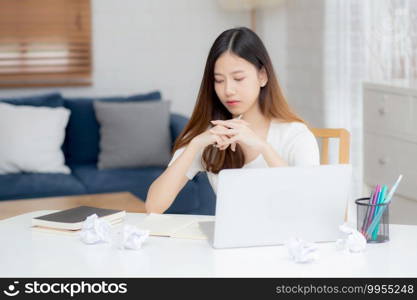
363, 83, 417, 225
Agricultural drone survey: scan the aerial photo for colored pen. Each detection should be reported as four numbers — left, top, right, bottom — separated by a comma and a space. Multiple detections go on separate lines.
384, 174, 403, 204
372, 185, 387, 240
366, 175, 403, 237
364, 184, 380, 234
361, 190, 374, 234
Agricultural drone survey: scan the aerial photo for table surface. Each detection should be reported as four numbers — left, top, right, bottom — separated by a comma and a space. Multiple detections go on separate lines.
1, 210, 417, 278
0, 192, 146, 220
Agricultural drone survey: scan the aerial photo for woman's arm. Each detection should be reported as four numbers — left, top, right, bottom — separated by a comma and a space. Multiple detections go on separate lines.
260, 142, 288, 167
145, 125, 227, 214
261, 128, 320, 167
145, 141, 201, 214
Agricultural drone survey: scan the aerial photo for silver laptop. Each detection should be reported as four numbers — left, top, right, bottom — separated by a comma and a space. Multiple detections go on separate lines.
206, 164, 352, 249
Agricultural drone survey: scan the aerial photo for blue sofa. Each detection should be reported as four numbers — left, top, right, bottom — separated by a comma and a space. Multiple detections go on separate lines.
0, 92, 216, 215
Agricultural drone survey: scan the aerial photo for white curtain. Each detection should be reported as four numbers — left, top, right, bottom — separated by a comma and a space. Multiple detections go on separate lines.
323, 0, 367, 221
323, 0, 417, 220
365, 0, 417, 87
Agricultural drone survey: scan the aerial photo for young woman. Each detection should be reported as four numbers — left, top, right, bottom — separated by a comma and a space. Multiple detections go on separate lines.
146, 27, 320, 213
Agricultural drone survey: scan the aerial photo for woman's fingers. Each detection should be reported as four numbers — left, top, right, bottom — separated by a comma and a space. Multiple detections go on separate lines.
210, 124, 240, 151
212, 134, 223, 147
209, 127, 237, 136
218, 135, 230, 150
211, 131, 229, 149
219, 134, 228, 145
210, 120, 238, 129
220, 134, 230, 150
226, 118, 250, 125
210, 126, 234, 151
211, 119, 249, 128
226, 136, 238, 144
210, 133, 232, 151
218, 136, 239, 151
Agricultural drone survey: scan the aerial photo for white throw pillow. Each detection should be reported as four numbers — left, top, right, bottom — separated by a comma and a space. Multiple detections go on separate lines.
0, 102, 71, 174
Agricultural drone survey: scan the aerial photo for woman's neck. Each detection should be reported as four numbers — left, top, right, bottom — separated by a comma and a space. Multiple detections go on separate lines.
236, 102, 270, 130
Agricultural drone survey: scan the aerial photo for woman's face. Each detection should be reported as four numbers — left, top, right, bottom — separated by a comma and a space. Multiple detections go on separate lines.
213, 52, 267, 116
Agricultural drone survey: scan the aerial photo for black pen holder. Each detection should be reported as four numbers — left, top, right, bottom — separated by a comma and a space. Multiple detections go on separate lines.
355, 197, 390, 243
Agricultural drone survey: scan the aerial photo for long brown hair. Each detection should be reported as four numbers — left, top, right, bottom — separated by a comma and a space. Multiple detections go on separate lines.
173, 27, 305, 174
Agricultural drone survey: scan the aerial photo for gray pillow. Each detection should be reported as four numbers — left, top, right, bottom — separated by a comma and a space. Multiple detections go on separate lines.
93, 100, 172, 169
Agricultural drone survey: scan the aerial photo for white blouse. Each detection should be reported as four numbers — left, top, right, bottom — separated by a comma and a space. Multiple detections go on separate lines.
167, 121, 320, 194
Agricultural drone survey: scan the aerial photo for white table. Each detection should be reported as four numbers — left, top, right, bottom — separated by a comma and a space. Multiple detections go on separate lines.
1, 210, 417, 277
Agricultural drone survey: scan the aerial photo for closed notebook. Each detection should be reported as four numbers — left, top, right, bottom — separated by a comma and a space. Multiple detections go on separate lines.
31, 206, 126, 231
137, 213, 215, 240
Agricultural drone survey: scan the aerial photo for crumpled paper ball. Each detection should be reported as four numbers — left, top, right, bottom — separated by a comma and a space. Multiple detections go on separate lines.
79, 214, 112, 244
79, 214, 149, 250
336, 223, 367, 253
285, 237, 319, 264
119, 224, 149, 250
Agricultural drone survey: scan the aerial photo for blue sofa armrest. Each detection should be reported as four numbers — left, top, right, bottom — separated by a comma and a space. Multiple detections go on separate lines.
169, 113, 189, 147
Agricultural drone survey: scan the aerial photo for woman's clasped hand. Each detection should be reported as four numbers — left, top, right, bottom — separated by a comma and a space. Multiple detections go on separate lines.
209, 118, 267, 152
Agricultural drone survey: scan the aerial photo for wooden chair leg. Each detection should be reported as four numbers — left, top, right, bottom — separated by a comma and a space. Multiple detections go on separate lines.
321, 137, 329, 165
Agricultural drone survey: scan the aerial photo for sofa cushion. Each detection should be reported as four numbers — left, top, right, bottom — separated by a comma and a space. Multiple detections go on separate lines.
0, 92, 64, 107
70, 164, 199, 213
63, 91, 162, 165
0, 173, 87, 201
0, 103, 71, 175
94, 100, 172, 169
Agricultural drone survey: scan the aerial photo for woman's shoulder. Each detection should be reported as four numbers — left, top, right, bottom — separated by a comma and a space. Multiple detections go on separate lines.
269, 119, 316, 147
270, 119, 310, 134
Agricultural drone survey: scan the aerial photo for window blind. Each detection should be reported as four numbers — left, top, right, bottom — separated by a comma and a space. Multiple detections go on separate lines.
0, 0, 92, 87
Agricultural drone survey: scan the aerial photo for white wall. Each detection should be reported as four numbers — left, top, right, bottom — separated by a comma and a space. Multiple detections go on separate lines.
262, 0, 326, 128
257, 4, 288, 95
0, 0, 326, 125
0, 0, 249, 116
